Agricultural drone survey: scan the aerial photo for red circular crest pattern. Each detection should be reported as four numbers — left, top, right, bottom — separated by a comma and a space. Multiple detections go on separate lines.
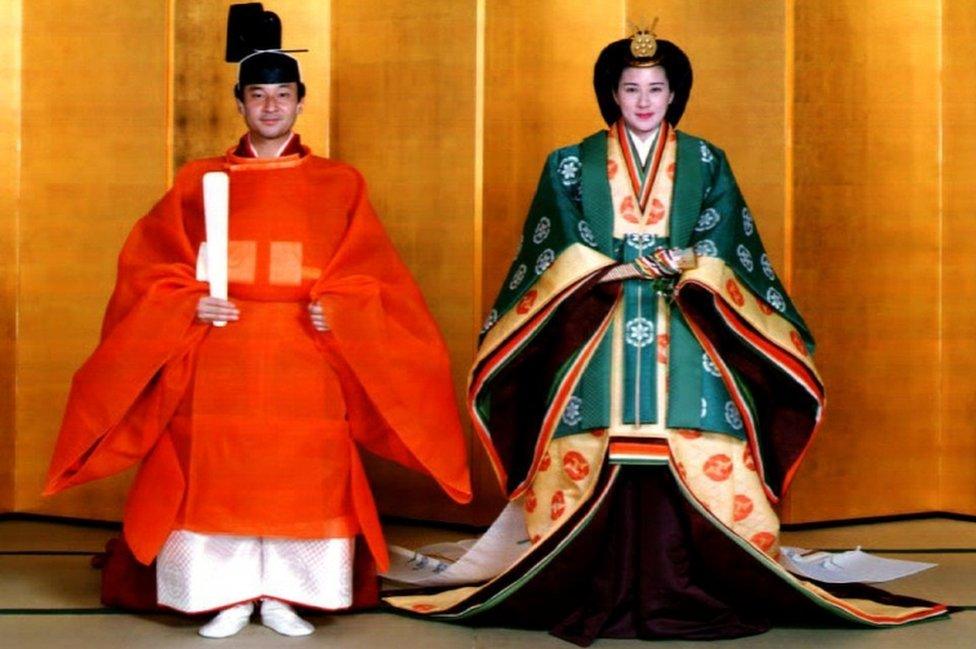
621, 196, 639, 224
725, 279, 745, 307
524, 488, 537, 513
562, 451, 590, 481
750, 531, 776, 553
539, 451, 552, 472
607, 159, 618, 180
590, 429, 606, 438
757, 297, 773, 315
677, 429, 702, 440
742, 447, 756, 471
412, 603, 435, 613
647, 198, 666, 225
703, 454, 733, 481
516, 289, 537, 315
550, 490, 566, 520
733, 494, 754, 522
666, 162, 676, 180
790, 330, 807, 356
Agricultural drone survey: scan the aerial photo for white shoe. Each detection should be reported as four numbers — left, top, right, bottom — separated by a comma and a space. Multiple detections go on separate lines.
260, 599, 315, 637
198, 601, 254, 638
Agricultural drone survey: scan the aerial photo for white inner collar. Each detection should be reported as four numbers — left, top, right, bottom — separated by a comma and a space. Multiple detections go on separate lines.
628, 127, 659, 166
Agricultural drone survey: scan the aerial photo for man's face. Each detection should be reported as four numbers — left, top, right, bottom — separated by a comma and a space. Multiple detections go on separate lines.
236, 82, 303, 142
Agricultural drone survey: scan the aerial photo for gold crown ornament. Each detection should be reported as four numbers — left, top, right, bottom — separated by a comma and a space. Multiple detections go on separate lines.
629, 17, 659, 63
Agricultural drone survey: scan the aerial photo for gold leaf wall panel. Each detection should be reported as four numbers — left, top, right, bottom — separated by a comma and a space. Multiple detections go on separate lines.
787, 0, 942, 520
940, 0, 976, 513
482, 1, 623, 313
0, 1, 22, 512
330, 0, 485, 523
16, 1, 170, 516
173, 0, 330, 168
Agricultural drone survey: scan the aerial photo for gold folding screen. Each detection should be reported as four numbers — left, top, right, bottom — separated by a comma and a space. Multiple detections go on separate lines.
787, 0, 960, 520
4, 1, 976, 524
13, 1, 171, 519
934, 0, 976, 515
0, 2, 21, 512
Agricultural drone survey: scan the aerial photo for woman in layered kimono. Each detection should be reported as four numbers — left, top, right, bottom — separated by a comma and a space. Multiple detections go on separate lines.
385, 28, 948, 645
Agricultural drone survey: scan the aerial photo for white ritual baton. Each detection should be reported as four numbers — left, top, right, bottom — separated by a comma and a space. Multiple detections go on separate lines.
202, 171, 230, 327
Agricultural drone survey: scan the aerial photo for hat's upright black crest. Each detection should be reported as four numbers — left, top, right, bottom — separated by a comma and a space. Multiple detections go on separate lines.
226, 3, 282, 63
226, 3, 305, 97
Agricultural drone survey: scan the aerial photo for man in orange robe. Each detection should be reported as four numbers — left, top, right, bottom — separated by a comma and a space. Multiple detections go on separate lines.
44, 41, 470, 638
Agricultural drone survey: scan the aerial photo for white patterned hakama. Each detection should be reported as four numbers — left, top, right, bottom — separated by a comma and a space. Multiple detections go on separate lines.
156, 530, 354, 613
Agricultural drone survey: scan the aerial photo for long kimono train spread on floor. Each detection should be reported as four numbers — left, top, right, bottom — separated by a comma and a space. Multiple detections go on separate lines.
384, 123, 947, 644
45, 136, 471, 613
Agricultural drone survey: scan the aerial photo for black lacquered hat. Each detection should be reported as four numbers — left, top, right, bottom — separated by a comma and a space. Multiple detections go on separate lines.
226, 3, 305, 90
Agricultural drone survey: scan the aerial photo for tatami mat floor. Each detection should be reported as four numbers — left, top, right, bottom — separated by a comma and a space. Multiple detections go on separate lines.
2, 518, 975, 647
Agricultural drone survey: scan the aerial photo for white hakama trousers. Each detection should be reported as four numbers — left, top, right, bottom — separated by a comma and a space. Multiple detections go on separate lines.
156, 530, 354, 613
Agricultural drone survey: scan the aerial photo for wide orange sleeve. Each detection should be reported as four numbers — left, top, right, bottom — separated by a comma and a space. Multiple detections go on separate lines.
45, 170, 211, 496
311, 172, 472, 505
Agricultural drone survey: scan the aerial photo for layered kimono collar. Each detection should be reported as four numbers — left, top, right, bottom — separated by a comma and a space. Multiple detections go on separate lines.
628, 126, 659, 166
612, 118, 672, 217
231, 132, 306, 158
226, 132, 310, 170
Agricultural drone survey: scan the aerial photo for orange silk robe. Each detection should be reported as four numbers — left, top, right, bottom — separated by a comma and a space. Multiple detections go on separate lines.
45, 142, 472, 572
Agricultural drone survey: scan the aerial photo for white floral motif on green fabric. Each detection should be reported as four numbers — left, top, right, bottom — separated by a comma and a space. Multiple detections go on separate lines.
532, 217, 551, 244
724, 400, 744, 430
508, 264, 527, 290
702, 352, 722, 377
761, 253, 775, 281
562, 396, 583, 426
535, 249, 555, 275
556, 155, 582, 187
625, 317, 655, 348
700, 140, 714, 164
742, 206, 755, 236
578, 221, 597, 247
736, 244, 754, 272
694, 239, 718, 258
625, 232, 657, 253
695, 208, 721, 232
766, 287, 786, 312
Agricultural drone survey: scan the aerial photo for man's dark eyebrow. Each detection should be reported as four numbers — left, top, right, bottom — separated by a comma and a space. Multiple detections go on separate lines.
245, 84, 292, 92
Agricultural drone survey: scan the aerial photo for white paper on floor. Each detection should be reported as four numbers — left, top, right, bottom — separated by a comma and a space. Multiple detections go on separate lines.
779, 546, 937, 583
383, 501, 529, 587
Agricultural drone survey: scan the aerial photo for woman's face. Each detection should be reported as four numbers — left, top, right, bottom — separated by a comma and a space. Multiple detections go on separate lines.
612, 66, 674, 139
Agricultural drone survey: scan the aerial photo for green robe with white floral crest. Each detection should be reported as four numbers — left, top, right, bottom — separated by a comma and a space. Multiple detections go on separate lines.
476, 128, 813, 497
385, 127, 947, 632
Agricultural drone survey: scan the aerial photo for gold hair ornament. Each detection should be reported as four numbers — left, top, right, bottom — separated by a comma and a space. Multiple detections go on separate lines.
629, 17, 659, 64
